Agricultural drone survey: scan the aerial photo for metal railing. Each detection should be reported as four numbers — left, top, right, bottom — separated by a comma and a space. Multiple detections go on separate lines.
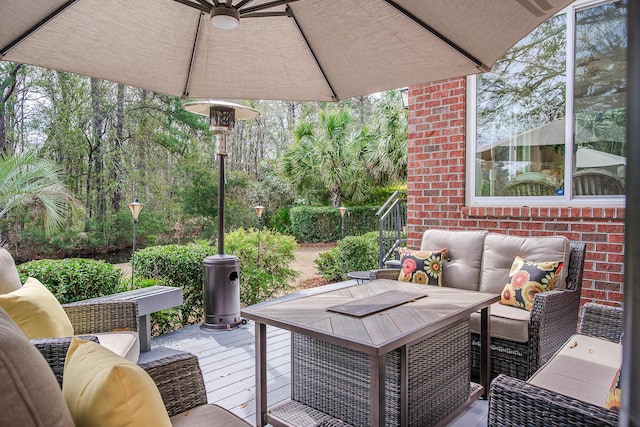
376, 191, 407, 268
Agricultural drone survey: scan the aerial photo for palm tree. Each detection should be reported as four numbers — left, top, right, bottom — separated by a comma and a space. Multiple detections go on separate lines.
366, 90, 408, 183
0, 151, 81, 234
282, 109, 373, 207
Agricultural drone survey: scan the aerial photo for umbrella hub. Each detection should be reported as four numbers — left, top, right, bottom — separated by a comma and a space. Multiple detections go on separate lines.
210, 4, 240, 30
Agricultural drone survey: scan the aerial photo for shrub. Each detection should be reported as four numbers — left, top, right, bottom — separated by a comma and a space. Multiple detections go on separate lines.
290, 206, 379, 243
134, 230, 297, 329
224, 228, 298, 306
134, 243, 214, 326
316, 232, 379, 281
17, 258, 123, 303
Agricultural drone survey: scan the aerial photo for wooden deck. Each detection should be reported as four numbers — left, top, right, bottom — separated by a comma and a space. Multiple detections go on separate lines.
143, 320, 488, 426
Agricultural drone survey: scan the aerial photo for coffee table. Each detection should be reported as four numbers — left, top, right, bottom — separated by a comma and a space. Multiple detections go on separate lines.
241, 279, 499, 427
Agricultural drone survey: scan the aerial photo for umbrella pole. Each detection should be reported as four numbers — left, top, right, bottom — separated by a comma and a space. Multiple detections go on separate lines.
623, 0, 640, 424
217, 134, 226, 255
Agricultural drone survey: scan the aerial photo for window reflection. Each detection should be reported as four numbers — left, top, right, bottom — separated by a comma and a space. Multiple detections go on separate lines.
573, 1, 627, 195
474, 0, 627, 199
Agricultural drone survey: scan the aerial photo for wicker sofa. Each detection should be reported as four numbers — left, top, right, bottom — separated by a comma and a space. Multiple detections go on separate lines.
372, 229, 586, 381
488, 303, 623, 426
0, 306, 250, 427
0, 248, 141, 363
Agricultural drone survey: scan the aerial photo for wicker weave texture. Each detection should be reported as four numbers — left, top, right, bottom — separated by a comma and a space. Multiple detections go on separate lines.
269, 400, 354, 427
407, 321, 470, 427
291, 320, 470, 427
579, 302, 623, 342
63, 300, 139, 334
32, 335, 99, 387
139, 352, 208, 417
488, 374, 619, 426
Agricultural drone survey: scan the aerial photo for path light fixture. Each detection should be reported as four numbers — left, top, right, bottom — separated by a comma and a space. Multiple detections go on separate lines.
128, 198, 143, 289
183, 100, 259, 331
339, 206, 347, 275
255, 205, 265, 267
339, 206, 347, 240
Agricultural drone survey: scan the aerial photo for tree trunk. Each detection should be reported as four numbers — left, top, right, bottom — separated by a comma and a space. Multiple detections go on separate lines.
0, 63, 22, 156
111, 83, 124, 212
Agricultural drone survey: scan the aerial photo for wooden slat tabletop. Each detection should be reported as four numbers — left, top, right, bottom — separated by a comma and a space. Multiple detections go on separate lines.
242, 279, 499, 355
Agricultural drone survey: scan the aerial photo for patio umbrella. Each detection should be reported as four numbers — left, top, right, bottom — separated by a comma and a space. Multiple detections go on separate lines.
0, 0, 574, 102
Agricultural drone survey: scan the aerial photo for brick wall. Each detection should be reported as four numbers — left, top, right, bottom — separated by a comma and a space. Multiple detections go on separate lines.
406, 78, 625, 307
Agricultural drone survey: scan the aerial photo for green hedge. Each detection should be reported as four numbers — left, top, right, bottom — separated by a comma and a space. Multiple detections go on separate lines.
17, 258, 123, 303
134, 243, 214, 326
134, 230, 297, 329
290, 206, 379, 243
315, 232, 379, 281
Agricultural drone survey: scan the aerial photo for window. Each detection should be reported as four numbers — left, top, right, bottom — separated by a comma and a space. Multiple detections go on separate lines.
467, 0, 627, 205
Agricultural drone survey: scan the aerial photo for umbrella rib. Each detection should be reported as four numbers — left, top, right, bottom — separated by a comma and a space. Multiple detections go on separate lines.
173, 0, 210, 14
183, 12, 205, 98
0, 0, 78, 57
240, 0, 300, 15
381, 0, 490, 72
287, 6, 339, 102
196, 0, 214, 8
235, 0, 255, 9
242, 12, 289, 18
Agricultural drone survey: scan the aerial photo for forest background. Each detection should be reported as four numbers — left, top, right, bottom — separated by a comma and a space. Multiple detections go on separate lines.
0, 63, 407, 262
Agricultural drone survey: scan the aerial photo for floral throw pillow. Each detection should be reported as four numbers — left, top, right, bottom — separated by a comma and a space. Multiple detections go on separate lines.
605, 367, 622, 412
397, 248, 446, 286
500, 256, 563, 311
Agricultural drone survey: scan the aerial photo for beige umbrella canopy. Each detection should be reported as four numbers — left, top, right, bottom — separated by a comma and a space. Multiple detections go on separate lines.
0, 0, 574, 102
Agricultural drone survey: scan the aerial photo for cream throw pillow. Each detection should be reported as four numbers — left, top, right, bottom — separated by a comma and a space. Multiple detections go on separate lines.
0, 277, 74, 338
63, 338, 171, 427
0, 248, 22, 294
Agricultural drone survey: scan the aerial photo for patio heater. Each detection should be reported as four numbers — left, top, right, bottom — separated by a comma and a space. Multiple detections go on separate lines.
183, 100, 259, 331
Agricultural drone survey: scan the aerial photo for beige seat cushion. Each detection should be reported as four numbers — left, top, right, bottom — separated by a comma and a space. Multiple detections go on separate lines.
470, 302, 531, 342
0, 308, 74, 427
170, 404, 251, 427
0, 277, 75, 339
480, 233, 570, 294
528, 334, 622, 408
94, 331, 140, 363
0, 248, 22, 294
63, 338, 171, 427
420, 229, 487, 291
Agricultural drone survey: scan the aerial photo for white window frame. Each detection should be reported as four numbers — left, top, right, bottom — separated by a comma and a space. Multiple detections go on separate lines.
466, 0, 625, 208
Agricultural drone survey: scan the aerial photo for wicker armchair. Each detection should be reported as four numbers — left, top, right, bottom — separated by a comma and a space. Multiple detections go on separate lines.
30, 299, 141, 377
371, 241, 587, 381
35, 336, 251, 426
488, 303, 623, 426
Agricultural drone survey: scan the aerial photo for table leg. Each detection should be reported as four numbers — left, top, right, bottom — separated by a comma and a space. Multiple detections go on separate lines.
139, 314, 151, 352
255, 322, 267, 427
370, 353, 386, 427
480, 305, 491, 399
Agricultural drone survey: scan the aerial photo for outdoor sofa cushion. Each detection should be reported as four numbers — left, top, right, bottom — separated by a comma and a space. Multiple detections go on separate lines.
0, 308, 74, 427
170, 404, 252, 427
527, 334, 622, 408
92, 331, 140, 363
470, 302, 531, 342
0, 277, 75, 338
480, 234, 570, 294
0, 248, 22, 294
420, 229, 487, 291
63, 337, 171, 427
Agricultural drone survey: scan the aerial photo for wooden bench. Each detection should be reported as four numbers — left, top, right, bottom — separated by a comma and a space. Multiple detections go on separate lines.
85, 286, 183, 352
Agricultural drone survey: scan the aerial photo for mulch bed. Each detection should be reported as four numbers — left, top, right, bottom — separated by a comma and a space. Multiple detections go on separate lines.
297, 277, 329, 289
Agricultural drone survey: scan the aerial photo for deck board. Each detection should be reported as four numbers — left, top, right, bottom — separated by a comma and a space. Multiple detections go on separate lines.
148, 318, 488, 426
